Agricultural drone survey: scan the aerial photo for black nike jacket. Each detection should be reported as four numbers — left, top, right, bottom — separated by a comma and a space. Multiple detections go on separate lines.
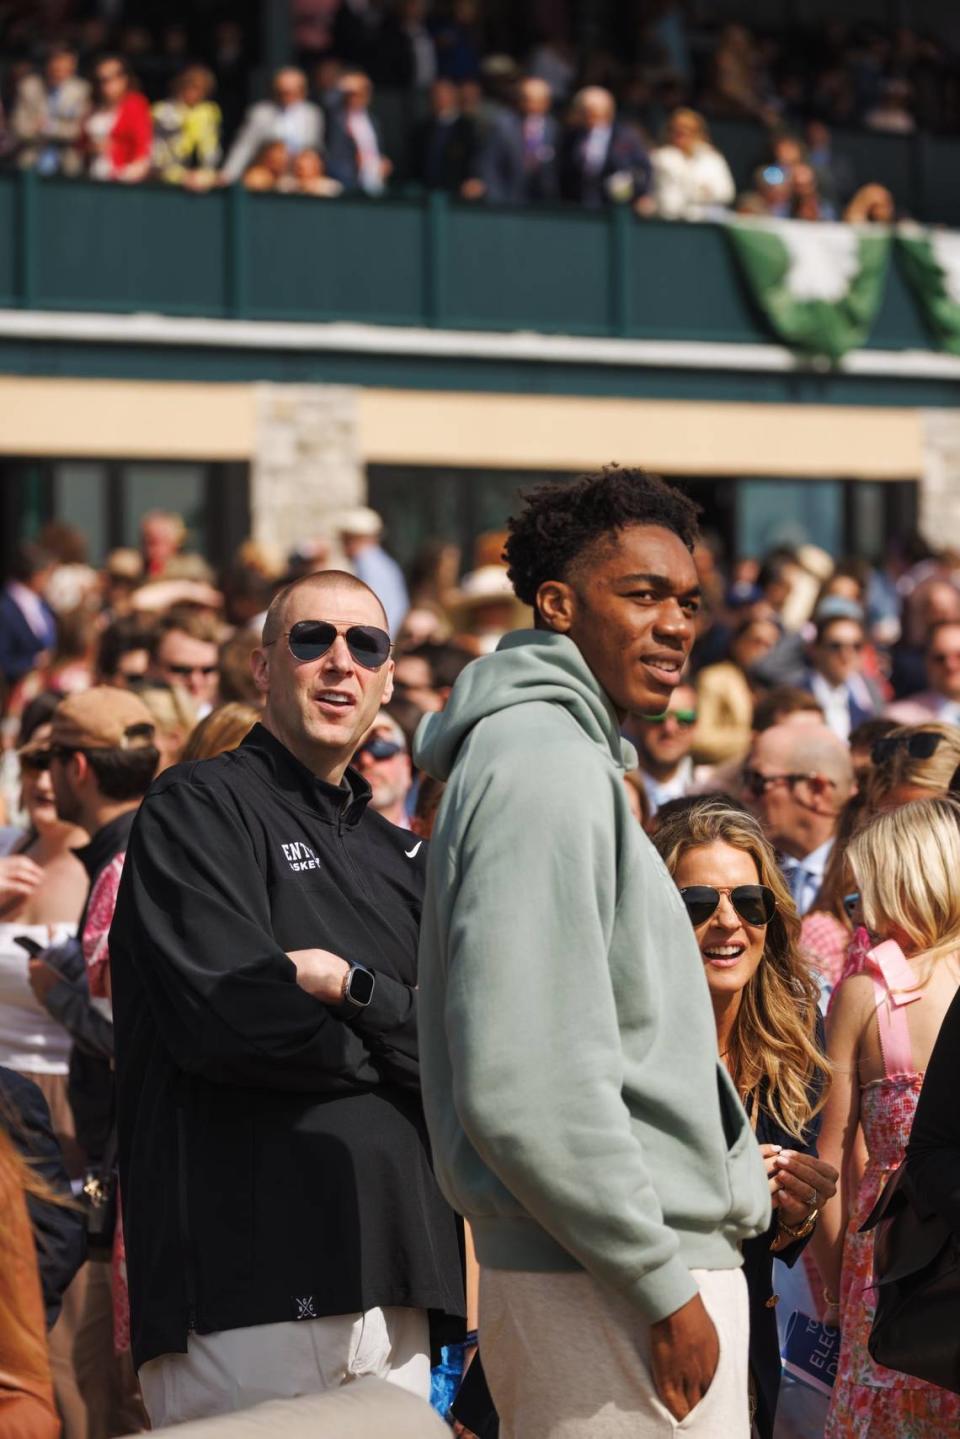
109, 723, 464, 1370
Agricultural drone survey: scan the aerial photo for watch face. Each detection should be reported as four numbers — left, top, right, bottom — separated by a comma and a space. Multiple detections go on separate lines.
348, 965, 375, 1006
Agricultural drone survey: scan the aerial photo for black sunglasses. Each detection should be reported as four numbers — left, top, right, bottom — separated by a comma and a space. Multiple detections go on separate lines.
267, 620, 392, 671
871, 730, 943, 765
679, 884, 777, 928
741, 768, 823, 798
357, 736, 404, 761
20, 750, 52, 773
165, 663, 218, 678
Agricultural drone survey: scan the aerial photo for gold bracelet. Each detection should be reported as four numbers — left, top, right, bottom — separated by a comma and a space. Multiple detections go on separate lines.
777, 1207, 819, 1241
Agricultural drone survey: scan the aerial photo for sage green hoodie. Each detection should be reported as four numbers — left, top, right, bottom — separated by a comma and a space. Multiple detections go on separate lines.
414, 630, 771, 1323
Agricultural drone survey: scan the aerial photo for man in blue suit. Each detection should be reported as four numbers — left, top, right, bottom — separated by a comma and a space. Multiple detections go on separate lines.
799, 598, 881, 742
560, 86, 652, 209
324, 71, 392, 196
471, 76, 560, 205
0, 543, 57, 690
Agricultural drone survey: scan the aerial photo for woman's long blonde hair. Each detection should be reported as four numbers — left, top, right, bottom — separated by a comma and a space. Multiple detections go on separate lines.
654, 797, 830, 1140
849, 795, 960, 967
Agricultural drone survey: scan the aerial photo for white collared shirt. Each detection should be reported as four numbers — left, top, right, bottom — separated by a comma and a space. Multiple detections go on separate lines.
638, 756, 694, 817
346, 109, 383, 195
583, 123, 612, 175
809, 672, 853, 741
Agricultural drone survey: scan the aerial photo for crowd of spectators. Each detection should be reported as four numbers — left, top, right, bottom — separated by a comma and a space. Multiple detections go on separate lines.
1, 4, 957, 222
7, 476, 960, 1433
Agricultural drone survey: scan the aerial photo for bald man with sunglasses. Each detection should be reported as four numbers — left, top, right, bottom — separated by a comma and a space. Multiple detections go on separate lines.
110, 570, 463, 1428
742, 722, 854, 917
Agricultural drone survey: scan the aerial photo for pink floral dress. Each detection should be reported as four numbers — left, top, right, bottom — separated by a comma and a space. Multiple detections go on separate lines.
84, 852, 132, 1357
825, 942, 960, 1437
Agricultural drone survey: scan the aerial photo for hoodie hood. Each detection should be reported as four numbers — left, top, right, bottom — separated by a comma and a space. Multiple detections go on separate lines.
414, 629, 636, 781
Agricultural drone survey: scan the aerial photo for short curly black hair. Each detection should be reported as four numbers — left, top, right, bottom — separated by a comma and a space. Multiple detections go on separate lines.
503, 467, 701, 607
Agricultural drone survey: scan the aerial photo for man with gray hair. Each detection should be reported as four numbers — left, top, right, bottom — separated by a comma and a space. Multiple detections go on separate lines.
560, 85, 652, 208
220, 67, 324, 184
742, 722, 855, 916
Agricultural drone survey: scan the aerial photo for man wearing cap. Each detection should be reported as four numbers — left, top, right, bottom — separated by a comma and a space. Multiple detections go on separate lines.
338, 507, 409, 639
798, 600, 881, 742
27, 686, 159, 1436
353, 712, 413, 829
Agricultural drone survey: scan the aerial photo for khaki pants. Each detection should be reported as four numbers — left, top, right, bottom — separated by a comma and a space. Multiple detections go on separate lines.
139, 1306, 430, 1428
74, 1259, 148, 1438
144, 1377, 448, 1438
480, 1266, 750, 1438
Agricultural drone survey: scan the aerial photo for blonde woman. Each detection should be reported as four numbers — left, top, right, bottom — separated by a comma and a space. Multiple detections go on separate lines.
135, 684, 197, 772
651, 108, 735, 221
866, 721, 960, 810
181, 702, 259, 762
815, 797, 960, 1436
654, 798, 835, 1439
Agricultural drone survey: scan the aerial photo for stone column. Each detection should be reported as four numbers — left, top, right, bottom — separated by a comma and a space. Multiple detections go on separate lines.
250, 383, 364, 557
920, 410, 960, 551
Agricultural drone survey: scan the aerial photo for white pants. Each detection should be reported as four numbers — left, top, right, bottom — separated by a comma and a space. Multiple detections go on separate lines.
138, 1305, 430, 1428
480, 1266, 750, 1438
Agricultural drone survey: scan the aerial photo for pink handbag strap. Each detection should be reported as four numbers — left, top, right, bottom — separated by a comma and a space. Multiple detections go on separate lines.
864, 940, 922, 1078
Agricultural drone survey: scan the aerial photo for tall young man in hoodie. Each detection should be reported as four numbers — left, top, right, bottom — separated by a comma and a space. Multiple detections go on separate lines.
415, 470, 771, 1438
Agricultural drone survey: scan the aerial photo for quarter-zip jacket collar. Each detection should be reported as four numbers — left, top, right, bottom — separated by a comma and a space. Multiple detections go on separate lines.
241, 722, 372, 828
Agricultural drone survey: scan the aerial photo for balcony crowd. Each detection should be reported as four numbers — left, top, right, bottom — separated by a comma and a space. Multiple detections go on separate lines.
4, 2, 958, 224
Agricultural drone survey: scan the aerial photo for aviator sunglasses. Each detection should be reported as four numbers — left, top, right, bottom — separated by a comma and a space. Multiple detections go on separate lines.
357, 736, 404, 761
266, 620, 392, 671
679, 884, 777, 928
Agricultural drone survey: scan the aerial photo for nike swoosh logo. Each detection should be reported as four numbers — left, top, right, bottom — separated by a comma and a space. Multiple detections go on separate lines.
405, 841, 423, 859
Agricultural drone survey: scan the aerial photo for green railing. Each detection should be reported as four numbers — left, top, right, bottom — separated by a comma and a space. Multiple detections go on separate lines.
0, 170, 937, 352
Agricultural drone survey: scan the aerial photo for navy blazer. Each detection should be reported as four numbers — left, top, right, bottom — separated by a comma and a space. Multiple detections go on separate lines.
0, 589, 56, 685
324, 108, 388, 193
475, 107, 560, 205
798, 669, 880, 735
560, 122, 652, 208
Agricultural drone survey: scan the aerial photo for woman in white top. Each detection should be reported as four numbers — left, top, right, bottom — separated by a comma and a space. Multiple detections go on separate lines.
652, 107, 736, 221
0, 723, 87, 1153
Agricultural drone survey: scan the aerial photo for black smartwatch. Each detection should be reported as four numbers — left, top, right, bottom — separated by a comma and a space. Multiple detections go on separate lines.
342, 963, 375, 1009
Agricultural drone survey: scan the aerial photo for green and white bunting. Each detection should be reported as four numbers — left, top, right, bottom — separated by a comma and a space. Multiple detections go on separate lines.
896, 229, 960, 355
725, 218, 892, 360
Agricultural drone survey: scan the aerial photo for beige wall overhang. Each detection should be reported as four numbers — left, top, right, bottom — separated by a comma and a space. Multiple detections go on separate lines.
357, 391, 923, 480
0, 378, 255, 460
0, 376, 924, 480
